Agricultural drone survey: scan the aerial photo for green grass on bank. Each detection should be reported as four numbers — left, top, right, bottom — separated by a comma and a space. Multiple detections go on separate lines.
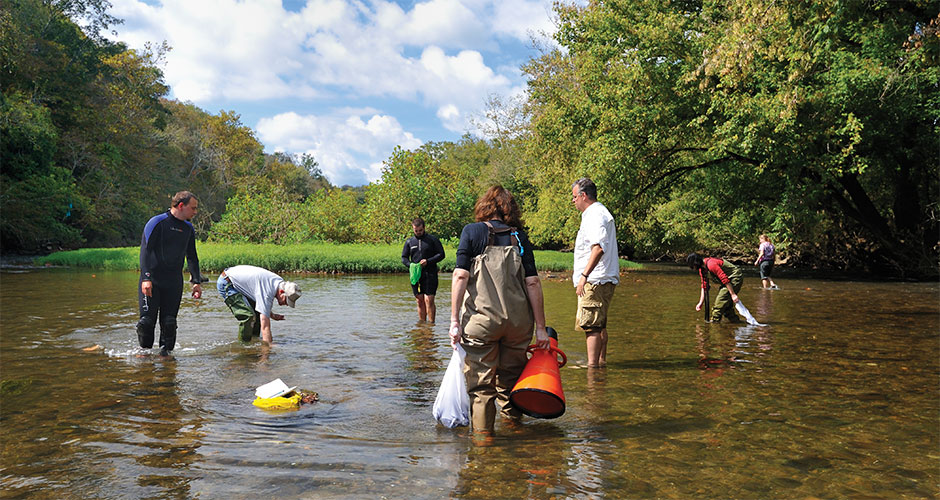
35, 242, 641, 274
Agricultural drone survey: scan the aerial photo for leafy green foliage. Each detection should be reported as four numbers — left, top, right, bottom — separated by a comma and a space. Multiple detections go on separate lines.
209, 181, 362, 245
0, 91, 85, 249
0, 92, 58, 181
207, 182, 302, 245
297, 188, 362, 243
0, 1, 326, 250
524, 0, 939, 275
36, 242, 619, 273
359, 139, 485, 243
0, 165, 85, 249
9, 0, 936, 279
159, 101, 269, 237
1, 0, 171, 249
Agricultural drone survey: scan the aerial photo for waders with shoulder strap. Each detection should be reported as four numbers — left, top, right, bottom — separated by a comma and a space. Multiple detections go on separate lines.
458, 221, 534, 431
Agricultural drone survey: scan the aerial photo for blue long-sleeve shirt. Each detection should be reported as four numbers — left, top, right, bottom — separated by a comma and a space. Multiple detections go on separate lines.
140, 210, 201, 285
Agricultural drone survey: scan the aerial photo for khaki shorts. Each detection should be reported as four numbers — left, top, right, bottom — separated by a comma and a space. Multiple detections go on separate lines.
576, 282, 616, 333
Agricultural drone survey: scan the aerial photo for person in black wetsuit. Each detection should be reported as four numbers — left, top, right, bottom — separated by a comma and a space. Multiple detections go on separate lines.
138, 191, 203, 356
401, 217, 445, 323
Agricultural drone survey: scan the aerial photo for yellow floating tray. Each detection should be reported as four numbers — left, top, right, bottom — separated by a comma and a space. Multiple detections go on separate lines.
252, 393, 302, 410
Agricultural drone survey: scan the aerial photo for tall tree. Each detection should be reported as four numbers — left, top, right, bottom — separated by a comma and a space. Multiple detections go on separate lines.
1, 0, 338, 249
359, 139, 485, 243
472, 93, 537, 203
0, 92, 84, 249
524, 0, 939, 275
1, 0, 170, 249
159, 102, 270, 236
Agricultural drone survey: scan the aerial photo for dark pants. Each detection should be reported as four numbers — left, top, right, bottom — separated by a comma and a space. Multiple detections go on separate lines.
759, 260, 774, 280
411, 271, 439, 296
137, 275, 183, 351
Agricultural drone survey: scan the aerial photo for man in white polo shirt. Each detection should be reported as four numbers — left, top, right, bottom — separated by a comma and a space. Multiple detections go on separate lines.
571, 177, 619, 368
216, 265, 301, 345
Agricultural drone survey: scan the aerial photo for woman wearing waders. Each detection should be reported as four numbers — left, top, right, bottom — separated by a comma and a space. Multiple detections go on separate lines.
688, 253, 743, 323
449, 186, 550, 434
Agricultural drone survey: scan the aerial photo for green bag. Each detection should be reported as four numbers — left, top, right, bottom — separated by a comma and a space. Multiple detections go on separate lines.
410, 262, 422, 285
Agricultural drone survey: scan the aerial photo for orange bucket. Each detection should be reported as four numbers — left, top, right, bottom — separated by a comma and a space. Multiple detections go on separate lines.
510, 327, 567, 419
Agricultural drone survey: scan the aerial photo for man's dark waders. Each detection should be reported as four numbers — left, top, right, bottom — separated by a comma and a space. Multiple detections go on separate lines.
137, 275, 184, 352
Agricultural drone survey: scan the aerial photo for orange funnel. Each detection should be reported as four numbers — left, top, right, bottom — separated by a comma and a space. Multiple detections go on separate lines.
510, 327, 567, 419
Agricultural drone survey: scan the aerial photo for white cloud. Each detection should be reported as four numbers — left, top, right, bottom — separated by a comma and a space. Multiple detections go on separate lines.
436, 104, 463, 132
398, 0, 489, 49
491, 0, 557, 41
109, 0, 545, 109
298, 0, 354, 30
256, 111, 423, 186
111, 0, 309, 101
416, 47, 512, 131
107, 0, 559, 184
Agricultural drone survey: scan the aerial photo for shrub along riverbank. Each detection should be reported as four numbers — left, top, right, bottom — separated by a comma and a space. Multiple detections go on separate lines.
35, 243, 642, 274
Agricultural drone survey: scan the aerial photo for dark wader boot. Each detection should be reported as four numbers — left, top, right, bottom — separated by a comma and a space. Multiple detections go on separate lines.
224, 294, 261, 342
137, 275, 183, 352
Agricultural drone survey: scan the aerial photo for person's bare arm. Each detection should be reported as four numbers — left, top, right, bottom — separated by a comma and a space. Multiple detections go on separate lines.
260, 315, 273, 344
576, 244, 605, 296
449, 269, 470, 347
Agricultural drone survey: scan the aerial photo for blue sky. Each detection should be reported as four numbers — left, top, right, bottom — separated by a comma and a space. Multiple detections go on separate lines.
107, 0, 562, 186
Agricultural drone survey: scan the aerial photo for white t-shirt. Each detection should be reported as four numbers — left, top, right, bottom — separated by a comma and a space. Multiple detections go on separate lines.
573, 201, 620, 286
224, 265, 283, 318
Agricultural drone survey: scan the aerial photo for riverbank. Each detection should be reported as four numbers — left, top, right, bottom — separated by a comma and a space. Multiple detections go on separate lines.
33, 243, 643, 274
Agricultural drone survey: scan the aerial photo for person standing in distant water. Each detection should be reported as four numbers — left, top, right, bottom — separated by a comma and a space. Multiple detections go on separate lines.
138, 191, 203, 357
401, 218, 445, 323
571, 178, 620, 368
755, 234, 779, 289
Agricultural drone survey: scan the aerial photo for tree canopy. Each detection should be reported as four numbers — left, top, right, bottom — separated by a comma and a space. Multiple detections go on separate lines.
0, 0, 329, 249
523, 0, 938, 275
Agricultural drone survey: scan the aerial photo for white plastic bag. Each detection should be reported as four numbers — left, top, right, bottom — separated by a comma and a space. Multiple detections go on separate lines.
735, 301, 767, 327
432, 345, 470, 428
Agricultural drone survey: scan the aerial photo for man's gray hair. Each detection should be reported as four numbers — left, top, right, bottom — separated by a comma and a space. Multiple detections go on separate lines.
572, 178, 597, 201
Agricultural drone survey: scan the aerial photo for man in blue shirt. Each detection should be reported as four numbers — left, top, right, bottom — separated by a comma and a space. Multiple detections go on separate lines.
137, 191, 203, 356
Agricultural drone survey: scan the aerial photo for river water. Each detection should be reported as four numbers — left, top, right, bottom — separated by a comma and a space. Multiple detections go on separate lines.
0, 266, 937, 499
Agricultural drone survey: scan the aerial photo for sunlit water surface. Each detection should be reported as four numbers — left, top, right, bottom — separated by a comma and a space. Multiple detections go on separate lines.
1, 266, 937, 499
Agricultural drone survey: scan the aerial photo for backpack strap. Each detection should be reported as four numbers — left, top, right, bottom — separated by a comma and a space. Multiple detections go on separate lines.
483, 221, 522, 255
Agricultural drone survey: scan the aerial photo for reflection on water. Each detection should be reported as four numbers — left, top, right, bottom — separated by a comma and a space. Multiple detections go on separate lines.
1, 266, 937, 499
399, 323, 442, 374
